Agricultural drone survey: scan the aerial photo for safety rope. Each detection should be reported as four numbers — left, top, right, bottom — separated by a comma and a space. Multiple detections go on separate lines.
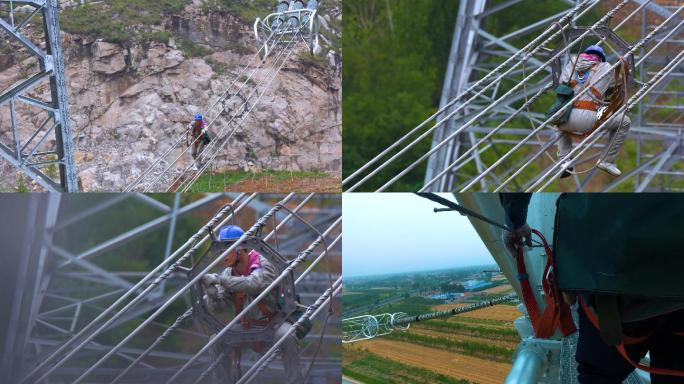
531, 46, 684, 191
175, 29, 308, 192
21, 196, 250, 384
164, 219, 341, 384
476, 6, 684, 192
110, 307, 194, 384
360, 0, 632, 192
140, 29, 295, 192
122, 32, 281, 192
237, 277, 341, 384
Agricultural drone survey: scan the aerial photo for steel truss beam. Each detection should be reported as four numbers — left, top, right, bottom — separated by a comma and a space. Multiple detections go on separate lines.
424, 0, 684, 192
0, 0, 77, 191
1, 193, 341, 384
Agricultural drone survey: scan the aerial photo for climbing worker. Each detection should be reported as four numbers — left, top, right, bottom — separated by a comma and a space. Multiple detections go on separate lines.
201, 225, 306, 384
500, 193, 684, 384
189, 114, 211, 171
554, 45, 631, 177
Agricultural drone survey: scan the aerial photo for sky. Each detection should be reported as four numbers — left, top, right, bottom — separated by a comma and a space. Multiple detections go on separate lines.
343, 193, 495, 278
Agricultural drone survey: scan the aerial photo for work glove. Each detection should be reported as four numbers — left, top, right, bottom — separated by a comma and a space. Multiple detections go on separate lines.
503, 223, 532, 257
202, 273, 220, 287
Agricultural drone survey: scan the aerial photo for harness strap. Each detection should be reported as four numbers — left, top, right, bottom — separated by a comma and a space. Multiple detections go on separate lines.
572, 100, 599, 111
589, 86, 603, 100
515, 229, 576, 338
569, 59, 628, 139
233, 292, 278, 329
579, 297, 684, 377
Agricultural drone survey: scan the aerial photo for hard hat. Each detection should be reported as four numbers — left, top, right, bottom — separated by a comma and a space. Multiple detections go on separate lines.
217, 225, 244, 242
584, 45, 606, 62
194, 114, 203, 121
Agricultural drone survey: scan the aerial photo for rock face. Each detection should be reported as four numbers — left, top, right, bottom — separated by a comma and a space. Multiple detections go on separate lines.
0, 2, 341, 191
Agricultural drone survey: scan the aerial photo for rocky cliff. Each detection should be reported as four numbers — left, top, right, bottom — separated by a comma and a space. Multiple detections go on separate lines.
0, 1, 341, 191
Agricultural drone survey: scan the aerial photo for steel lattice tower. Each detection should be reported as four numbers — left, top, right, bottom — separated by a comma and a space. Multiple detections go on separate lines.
0, 193, 341, 384
0, 0, 77, 191
424, 0, 683, 192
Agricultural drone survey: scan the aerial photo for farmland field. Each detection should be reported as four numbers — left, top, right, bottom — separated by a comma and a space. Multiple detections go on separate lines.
343, 267, 519, 383
347, 339, 510, 384
482, 284, 514, 295
343, 300, 520, 383
433, 303, 521, 322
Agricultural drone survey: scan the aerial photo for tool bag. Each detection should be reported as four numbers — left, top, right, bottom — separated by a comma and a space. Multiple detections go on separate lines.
545, 83, 575, 125
552, 193, 684, 377
553, 193, 684, 300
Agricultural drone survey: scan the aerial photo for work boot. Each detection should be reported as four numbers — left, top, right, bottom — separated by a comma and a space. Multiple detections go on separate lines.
559, 161, 574, 179
597, 161, 621, 177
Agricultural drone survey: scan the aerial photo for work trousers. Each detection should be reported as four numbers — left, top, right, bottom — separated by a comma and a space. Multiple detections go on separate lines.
576, 305, 684, 384
557, 108, 631, 163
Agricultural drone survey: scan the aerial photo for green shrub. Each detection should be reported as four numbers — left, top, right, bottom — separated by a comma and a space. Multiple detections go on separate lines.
61, 0, 189, 43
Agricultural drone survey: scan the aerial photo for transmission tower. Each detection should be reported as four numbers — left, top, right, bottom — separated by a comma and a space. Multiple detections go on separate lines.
424, 0, 683, 192
0, 0, 77, 191
0, 193, 341, 383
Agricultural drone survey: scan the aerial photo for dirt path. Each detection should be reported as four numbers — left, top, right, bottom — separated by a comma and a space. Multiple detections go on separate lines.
354, 339, 511, 384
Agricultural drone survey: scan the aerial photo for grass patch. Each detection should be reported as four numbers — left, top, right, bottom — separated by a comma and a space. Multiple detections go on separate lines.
188, 169, 328, 192
203, 0, 274, 23
61, 0, 189, 43
386, 331, 514, 363
343, 348, 473, 384
177, 38, 213, 58
206, 58, 231, 76
417, 319, 519, 342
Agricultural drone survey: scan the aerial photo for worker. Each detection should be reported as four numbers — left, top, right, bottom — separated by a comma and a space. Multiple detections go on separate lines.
555, 45, 631, 178
189, 114, 211, 171
500, 194, 684, 384
202, 225, 305, 384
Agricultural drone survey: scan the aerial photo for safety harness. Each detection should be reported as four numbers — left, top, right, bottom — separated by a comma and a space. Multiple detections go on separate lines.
579, 297, 684, 377
187, 120, 211, 147
517, 229, 684, 377
567, 57, 629, 139
229, 251, 279, 329
514, 229, 576, 338
232, 291, 278, 329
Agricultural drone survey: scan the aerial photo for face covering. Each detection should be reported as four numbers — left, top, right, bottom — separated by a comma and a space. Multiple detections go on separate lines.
576, 53, 601, 72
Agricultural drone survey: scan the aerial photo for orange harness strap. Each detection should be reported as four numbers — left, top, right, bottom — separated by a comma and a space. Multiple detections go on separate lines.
233, 292, 278, 329
579, 297, 684, 377
568, 59, 628, 139
573, 100, 600, 112
515, 229, 576, 338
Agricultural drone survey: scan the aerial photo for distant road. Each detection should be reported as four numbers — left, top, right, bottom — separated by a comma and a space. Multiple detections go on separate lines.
345, 294, 406, 317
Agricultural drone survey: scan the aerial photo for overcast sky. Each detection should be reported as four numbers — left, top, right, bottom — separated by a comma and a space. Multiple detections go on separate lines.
343, 193, 495, 278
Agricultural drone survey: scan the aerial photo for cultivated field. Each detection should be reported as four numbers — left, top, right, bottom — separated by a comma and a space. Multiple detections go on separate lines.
434, 303, 521, 322
482, 284, 514, 295
348, 339, 510, 384
343, 301, 520, 383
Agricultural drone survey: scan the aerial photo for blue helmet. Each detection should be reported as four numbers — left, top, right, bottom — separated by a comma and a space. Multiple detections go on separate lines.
194, 114, 203, 121
217, 225, 244, 242
584, 45, 606, 62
